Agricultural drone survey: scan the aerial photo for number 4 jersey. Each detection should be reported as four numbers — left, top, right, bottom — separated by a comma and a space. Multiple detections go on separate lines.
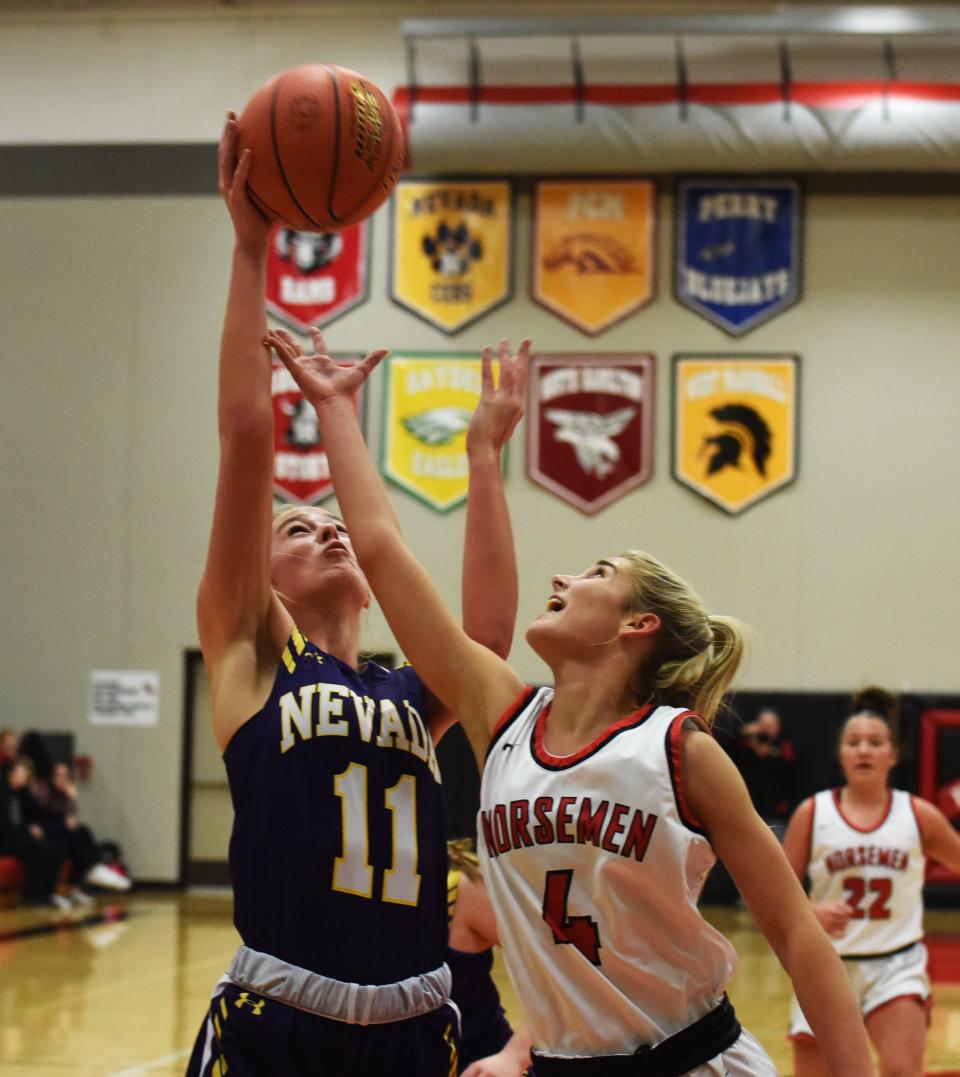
223, 628, 447, 985
805, 788, 925, 957
478, 687, 738, 1057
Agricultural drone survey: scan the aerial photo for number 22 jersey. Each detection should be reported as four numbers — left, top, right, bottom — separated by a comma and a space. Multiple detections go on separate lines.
478, 687, 737, 1057
805, 788, 925, 957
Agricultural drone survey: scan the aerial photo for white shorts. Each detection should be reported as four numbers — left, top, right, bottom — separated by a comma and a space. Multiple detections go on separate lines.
789, 942, 931, 1039
688, 1027, 778, 1075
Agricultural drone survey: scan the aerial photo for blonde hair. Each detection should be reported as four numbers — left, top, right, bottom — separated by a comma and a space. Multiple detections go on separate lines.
620, 550, 745, 725
447, 837, 482, 882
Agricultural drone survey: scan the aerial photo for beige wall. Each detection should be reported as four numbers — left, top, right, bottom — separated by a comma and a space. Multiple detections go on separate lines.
1, 5, 958, 881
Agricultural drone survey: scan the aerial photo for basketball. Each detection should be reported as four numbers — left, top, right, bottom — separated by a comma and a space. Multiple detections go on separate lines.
236, 64, 405, 232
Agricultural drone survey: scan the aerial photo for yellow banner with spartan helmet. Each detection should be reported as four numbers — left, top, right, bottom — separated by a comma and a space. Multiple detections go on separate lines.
672, 355, 799, 515
381, 354, 498, 513
532, 180, 655, 336
390, 181, 513, 334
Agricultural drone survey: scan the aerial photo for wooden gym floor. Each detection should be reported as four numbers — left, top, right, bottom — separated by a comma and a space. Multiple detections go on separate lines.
1, 892, 960, 1076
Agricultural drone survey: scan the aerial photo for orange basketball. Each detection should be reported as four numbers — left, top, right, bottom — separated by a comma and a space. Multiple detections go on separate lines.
236, 64, 405, 232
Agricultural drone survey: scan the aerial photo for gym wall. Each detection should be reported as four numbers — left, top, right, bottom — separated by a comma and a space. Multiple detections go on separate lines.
1, 3, 958, 882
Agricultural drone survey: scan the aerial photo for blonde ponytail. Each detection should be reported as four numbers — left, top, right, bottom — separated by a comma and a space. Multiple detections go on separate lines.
621, 552, 746, 725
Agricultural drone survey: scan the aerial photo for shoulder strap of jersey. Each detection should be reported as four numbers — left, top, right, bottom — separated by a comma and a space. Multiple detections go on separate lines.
486, 685, 542, 758
279, 624, 308, 673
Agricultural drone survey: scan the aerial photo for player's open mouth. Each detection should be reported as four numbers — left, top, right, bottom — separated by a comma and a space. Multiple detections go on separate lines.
546, 595, 565, 612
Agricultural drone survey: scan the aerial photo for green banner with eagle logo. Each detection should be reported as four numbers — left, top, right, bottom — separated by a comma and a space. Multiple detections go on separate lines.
672, 354, 799, 515
381, 353, 501, 512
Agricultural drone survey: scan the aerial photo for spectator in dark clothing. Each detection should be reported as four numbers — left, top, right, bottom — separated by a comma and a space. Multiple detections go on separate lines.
729, 707, 797, 836
0, 760, 71, 908
32, 762, 131, 896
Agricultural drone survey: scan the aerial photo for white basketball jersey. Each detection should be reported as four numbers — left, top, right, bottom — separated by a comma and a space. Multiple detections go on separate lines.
806, 788, 925, 957
478, 687, 738, 1058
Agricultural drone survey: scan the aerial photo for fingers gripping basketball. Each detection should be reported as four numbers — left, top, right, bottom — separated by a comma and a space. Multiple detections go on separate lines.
237, 64, 405, 232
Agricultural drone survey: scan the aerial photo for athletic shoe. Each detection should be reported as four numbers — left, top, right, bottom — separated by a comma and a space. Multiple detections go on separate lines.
69, 887, 95, 907
49, 893, 73, 911
85, 863, 132, 891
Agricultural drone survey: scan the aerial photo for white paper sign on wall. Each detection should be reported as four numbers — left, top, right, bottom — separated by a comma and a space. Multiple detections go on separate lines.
88, 670, 159, 727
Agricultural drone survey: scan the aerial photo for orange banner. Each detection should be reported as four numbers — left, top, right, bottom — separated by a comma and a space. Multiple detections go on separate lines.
532, 180, 656, 336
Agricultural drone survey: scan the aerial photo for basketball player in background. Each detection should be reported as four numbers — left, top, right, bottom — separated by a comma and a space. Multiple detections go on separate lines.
447, 838, 533, 1076
784, 687, 960, 1077
186, 114, 527, 1077
264, 327, 874, 1076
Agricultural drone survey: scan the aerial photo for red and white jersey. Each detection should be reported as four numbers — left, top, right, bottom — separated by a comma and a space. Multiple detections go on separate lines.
478, 687, 737, 1057
806, 788, 925, 957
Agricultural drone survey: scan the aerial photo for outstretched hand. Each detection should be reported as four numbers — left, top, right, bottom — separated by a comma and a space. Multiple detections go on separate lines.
467, 338, 532, 456
218, 110, 270, 251
264, 327, 388, 408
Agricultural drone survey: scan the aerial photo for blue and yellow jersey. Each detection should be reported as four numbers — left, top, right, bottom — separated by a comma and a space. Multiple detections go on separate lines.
224, 627, 447, 984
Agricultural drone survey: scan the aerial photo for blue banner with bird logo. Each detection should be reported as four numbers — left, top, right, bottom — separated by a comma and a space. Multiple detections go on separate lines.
672, 354, 799, 515
675, 179, 802, 336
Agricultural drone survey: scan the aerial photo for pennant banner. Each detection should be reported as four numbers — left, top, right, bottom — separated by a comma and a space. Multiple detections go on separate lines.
672, 354, 800, 515
532, 180, 656, 336
272, 355, 363, 505
527, 353, 655, 515
675, 179, 802, 336
265, 221, 370, 332
381, 353, 494, 513
389, 180, 513, 334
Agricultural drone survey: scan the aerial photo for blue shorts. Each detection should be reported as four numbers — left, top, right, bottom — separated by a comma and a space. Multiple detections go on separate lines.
186, 980, 460, 1077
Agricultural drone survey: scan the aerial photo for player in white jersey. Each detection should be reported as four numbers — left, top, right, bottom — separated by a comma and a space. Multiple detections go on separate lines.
264, 329, 874, 1077
784, 687, 960, 1077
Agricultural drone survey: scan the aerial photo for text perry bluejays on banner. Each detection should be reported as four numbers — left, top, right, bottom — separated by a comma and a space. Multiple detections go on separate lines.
675, 179, 802, 336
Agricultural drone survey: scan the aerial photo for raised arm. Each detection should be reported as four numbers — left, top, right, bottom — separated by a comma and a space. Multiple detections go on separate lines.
196, 114, 288, 749
686, 734, 873, 1077
265, 330, 526, 764
462, 339, 529, 660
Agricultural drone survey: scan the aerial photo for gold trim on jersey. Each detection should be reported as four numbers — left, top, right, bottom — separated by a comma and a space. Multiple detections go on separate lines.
281, 625, 308, 673
446, 868, 460, 924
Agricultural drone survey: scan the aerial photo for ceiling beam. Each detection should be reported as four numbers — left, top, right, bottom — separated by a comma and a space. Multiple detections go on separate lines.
403, 7, 960, 39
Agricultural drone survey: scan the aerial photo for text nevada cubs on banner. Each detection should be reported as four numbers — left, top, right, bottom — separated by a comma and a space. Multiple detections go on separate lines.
532, 180, 656, 336
381, 354, 498, 513
672, 354, 799, 515
675, 179, 802, 336
389, 180, 513, 334
265, 221, 370, 333
272, 355, 363, 505
527, 354, 655, 515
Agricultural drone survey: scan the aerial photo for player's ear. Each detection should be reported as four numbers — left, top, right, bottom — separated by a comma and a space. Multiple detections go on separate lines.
621, 611, 660, 639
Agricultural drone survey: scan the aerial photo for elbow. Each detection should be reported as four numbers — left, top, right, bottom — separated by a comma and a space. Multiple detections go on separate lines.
218, 398, 273, 444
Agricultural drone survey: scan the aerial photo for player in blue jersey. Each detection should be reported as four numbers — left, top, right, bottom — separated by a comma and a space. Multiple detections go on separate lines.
185, 113, 528, 1077
263, 329, 874, 1076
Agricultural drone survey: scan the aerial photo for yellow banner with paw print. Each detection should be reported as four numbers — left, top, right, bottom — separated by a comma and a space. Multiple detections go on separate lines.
389, 180, 513, 334
381, 353, 503, 513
